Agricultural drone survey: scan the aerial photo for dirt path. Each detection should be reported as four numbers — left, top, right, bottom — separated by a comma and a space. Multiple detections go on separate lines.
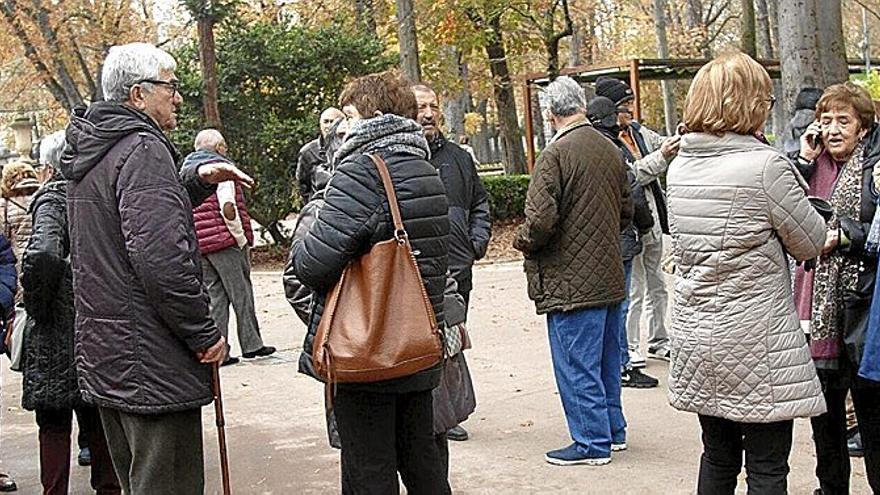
0, 262, 870, 494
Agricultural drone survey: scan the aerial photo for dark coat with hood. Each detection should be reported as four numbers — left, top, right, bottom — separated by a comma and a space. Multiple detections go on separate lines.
20, 179, 80, 410
290, 114, 449, 394
428, 134, 491, 296
61, 102, 221, 414
798, 123, 880, 368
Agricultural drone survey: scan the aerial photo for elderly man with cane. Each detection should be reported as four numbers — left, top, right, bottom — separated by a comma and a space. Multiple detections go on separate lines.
61, 42, 250, 494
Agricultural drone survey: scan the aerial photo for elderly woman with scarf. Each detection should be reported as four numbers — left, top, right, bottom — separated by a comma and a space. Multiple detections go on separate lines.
289, 71, 451, 494
796, 82, 880, 495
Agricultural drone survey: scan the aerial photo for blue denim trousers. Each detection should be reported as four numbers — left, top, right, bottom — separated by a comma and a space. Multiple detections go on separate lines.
547, 304, 627, 458
620, 260, 633, 371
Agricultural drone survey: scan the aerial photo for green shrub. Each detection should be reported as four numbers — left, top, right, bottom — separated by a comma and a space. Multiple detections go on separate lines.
481, 174, 530, 221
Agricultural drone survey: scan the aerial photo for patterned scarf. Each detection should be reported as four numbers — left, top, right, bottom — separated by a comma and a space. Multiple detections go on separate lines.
811, 143, 865, 368
334, 113, 429, 165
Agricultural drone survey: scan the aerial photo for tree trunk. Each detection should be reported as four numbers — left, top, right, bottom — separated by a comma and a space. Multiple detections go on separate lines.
485, 16, 526, 174
777, 0, 846, 117
472, 98, 492, 164
741, 0, 757, 57
197, 16, 222, 128
569, 18, 582, 67
395, 0, 421, 83
531, 90, 546, 152
755, 0, 773, 58
816, 0, 848, 85
653, 0, 676, 135
354, 0, 377, 37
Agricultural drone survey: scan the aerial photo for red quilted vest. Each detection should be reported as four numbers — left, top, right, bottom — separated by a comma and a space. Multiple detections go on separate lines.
193, 184, 255, 255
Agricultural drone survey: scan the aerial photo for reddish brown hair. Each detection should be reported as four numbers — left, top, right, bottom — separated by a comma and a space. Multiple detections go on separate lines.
816, 82, 876, 132
339, 70, 417, 120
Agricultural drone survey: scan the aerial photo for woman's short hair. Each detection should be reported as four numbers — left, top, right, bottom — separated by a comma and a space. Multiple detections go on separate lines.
102, 43, 177, 102
39, 130, 66, 169
338, 71, 417, 120
815, 82, 876, 131
683, 52, 772, 135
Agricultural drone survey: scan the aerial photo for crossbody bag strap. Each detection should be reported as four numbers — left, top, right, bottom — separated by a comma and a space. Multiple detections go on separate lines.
368, 154, 408, 240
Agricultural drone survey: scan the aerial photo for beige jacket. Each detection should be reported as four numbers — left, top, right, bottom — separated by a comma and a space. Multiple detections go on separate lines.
666, 132, 827, 422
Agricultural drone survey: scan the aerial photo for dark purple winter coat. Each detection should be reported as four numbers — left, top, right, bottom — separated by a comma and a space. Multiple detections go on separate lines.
61, 102, 221, 414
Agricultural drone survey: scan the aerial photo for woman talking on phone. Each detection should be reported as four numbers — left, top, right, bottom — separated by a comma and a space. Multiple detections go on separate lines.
797, 82, 880, 495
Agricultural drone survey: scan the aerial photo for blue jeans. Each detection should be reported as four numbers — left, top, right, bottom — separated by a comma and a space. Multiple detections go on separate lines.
547, 305, 627, 458
620, 260, 633, 371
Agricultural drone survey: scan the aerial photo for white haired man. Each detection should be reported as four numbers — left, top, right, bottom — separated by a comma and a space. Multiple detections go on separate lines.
60, 42, 252, 494
184, 129, 275, 366
514, 76, 632, 466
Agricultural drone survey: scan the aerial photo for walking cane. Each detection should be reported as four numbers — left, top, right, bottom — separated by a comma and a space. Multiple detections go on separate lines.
212, 363, 232, 495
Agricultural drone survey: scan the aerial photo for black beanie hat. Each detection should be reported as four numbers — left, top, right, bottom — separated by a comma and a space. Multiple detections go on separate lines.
587, 96, 619, 130
595, 77, 634, 106
794, 87, 823, 111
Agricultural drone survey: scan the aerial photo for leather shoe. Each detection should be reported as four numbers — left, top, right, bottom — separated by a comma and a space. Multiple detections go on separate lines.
447, 425, 469, 441
0, 473, 17, 492
221, 356, 240, 367
243, 346, 276, 359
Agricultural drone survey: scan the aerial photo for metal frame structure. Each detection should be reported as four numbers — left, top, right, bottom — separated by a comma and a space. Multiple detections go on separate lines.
521, 57, 880, 172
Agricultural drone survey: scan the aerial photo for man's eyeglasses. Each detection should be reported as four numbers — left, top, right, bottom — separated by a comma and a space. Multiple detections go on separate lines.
135, 78, 181, 94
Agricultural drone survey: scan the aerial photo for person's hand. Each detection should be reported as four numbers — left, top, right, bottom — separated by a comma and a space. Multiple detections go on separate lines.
198, 336, 228, 364
199, 162, 254, 189
823, 228, 840, 255
661, 135, 681, 161
3, 318, 12, 349
800, 121, 824, 162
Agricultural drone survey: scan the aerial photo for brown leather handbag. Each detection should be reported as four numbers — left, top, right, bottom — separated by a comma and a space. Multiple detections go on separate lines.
312, 154, 442, 384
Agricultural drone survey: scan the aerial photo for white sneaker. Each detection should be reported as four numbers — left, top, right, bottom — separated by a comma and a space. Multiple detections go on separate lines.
611, 442, 627, 452
648, 344, 671, 362
628, 348, 646, 369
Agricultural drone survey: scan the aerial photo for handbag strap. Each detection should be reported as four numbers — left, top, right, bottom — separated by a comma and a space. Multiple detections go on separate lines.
367, 154, 408, 241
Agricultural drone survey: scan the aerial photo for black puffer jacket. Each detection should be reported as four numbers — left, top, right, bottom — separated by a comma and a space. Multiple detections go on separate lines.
290, 151, 449, 394
21, 180, 79, 411
428, 135, 491, 295
61, 102, 221, 414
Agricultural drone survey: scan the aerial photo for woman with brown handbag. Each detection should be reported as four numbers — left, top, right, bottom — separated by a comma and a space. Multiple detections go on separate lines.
289, 70, 451, 495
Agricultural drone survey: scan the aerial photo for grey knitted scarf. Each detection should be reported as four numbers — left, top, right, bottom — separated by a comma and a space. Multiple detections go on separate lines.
334, 114, 430, 165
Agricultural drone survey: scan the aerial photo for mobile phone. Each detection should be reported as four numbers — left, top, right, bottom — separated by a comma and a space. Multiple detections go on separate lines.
807, 132, 822, 149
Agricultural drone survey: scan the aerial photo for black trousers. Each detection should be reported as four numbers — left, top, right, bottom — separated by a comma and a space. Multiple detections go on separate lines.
697, 415, 793, 495
334, 388, 450, 495
811, 368, 880, 495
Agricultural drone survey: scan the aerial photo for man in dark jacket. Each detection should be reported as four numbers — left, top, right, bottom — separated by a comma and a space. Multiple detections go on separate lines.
514, 76, 633, 466
412, 84, 487, 442
596, 77, 677, 367
61, 42, 252, 495
587, 96, 659, 390
296, 107, 344, 203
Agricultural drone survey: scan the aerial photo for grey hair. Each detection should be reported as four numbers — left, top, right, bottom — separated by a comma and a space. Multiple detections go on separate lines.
102, 43, 177, 102
194, 129, 225, 152
543, 76, 586, 118
39, 130, 66, 169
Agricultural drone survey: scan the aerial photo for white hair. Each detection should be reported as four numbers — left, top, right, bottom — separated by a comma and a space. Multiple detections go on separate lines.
39, 130, 66, 169
194, 129, 226, 152
102, 43, 177, 102
544, 76, 586, 118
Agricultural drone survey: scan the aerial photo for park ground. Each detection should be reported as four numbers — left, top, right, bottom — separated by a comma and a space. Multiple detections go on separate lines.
0, 261, 872, 494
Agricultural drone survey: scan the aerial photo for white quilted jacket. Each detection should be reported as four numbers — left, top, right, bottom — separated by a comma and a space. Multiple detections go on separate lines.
666, 132, 827, 423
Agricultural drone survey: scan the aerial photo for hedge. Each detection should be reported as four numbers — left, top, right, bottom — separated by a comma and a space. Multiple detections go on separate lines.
481, 174, 530, 221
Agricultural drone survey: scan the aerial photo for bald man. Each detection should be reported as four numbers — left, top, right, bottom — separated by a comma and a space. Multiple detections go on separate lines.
296, 107, 344, 202
185, 129, 275, 365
